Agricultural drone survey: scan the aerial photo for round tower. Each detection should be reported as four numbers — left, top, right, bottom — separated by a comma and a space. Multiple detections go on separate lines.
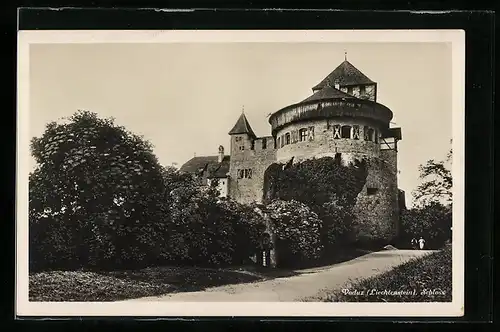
268, 58, 403, 244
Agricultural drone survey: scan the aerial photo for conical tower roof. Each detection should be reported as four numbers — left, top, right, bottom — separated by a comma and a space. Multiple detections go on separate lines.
312, 60, 375, 91
228, 113, 256, 138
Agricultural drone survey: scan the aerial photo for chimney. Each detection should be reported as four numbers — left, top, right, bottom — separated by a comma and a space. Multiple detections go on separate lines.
218, 145, 224, 163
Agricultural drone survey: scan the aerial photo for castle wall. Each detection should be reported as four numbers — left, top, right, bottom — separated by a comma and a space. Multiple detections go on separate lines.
351, 157, 399, 242
275, 118, 381, 163
229, 135, 277, 204
272, 117, 399, 243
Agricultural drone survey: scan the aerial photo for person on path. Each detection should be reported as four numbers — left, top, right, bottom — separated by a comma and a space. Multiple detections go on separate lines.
411, 238, 417, 249
418, 237, 425, 250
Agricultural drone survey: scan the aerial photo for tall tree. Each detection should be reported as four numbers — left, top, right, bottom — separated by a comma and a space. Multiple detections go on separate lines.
29, 110, 169, 270
413, 146, 452, 207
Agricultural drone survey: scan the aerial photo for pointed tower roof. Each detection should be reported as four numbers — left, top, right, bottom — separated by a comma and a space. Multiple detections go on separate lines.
228, 113, 256, 137
312, 60, 375, 91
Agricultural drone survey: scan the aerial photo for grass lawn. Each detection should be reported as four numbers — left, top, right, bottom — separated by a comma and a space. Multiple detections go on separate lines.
323, 244, 452, 302
29, 265, 297, 302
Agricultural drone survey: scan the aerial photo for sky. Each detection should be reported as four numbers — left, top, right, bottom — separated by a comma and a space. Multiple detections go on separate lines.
29, 42, 452, 207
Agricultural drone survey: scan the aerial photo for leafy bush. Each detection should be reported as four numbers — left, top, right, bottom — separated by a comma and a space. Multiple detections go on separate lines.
29, 111, 267, 271
266, 200, 323, 267
29, 111, 169, 271
166, 173, 267, 267
400, 202, 452, 249
327, 245, 452, 302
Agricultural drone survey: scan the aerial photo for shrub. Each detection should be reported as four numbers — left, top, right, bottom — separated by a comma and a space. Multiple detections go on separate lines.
167, 175, 267, 267
266, 200, 323, 267
400, 202, 452, 249
29, 111, 171, 271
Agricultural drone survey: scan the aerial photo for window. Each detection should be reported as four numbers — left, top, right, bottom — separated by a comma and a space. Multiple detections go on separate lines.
333, 125, 341, 139
352, 125, 360, 140
374, 130, 378, 143
280, 135, 285, 148
353, 86, 360, 97
341, 125, 352, 139
235, 137, 241, 142
367, 187, 378, 195
238, 169, 252, 179
239, 146, 245, 151
347, 86, 353, 94
299, 128, 308, 142
262, 139, 267, 149
250, 140, 255, 150
308, 126, 315, 141
367, 128, 374, 142
364, 126, 374, 141
285, 133, 291, 145
277, 137, 281, 148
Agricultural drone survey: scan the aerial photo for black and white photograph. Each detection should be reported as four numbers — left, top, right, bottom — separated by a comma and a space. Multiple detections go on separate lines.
17, 30, 465, 317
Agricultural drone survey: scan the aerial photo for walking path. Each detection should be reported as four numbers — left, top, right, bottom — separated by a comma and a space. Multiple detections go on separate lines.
124, 249, 435, 302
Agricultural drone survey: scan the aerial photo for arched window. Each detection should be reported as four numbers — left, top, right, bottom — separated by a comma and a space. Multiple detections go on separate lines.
285, 133, 291, 145
277, 136, 281, 148
299, 128, 308, 142
341, 125, 352, 139
374, 130, 378, 143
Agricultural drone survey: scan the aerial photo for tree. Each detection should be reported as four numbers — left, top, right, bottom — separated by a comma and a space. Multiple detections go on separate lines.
167, 173, 267, 266
413, 147, 452, 206
29, 110, 169, 270
401, 143, 453, 248
266, 200, 324, 267
400, 202, 452, 248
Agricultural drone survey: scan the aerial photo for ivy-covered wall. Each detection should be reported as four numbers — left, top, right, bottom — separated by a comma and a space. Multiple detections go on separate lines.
263, 155, 400, 246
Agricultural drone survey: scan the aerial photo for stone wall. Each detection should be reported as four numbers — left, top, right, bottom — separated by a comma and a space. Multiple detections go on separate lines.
229, 134, 277, 204
352, 157, 399, 243
275, 118, 382, 163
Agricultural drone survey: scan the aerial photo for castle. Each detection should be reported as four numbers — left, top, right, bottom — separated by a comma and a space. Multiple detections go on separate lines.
180, 57, 405, 242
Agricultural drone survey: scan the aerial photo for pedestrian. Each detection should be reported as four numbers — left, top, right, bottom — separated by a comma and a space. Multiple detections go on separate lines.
418, 237, 425, 250
410, 238, 416, 249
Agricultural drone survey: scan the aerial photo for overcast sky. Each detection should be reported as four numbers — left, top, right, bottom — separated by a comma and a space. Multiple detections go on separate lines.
29, 42, 452, 207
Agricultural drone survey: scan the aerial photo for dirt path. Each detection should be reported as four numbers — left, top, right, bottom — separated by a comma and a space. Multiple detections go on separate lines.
124, 250, 434, 302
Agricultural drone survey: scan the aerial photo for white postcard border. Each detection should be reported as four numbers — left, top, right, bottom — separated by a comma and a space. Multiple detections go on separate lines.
16, 29, 465, 317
